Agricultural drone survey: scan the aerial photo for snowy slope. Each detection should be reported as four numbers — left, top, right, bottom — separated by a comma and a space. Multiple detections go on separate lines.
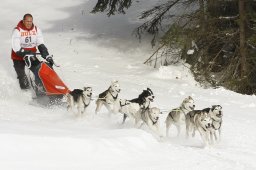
1, 0, 256, 170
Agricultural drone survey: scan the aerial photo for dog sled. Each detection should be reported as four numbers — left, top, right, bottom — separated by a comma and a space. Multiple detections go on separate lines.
24, 53, 70, 106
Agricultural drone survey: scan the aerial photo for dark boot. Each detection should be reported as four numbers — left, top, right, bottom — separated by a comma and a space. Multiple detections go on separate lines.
13, 60, 30, 90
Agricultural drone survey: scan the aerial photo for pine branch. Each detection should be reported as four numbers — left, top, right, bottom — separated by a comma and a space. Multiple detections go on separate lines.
135, 0, 180, 40
91, 0, 132, 16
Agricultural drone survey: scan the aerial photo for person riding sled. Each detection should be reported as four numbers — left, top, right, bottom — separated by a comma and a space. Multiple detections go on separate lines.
11, 13, 54, 90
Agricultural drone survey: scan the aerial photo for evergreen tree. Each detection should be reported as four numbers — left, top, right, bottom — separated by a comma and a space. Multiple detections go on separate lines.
92, 0, 256, 94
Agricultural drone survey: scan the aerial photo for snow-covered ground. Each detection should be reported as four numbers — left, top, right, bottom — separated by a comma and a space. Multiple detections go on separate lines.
1, 0, 256, 169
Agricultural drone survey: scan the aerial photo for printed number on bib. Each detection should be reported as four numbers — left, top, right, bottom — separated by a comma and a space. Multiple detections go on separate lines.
25, 37, 31, 43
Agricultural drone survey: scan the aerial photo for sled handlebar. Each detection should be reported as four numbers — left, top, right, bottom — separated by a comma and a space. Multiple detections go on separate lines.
35, 53, 60, 67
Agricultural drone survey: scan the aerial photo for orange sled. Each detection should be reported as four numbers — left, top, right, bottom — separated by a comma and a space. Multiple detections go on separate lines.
24, 54, 70, 105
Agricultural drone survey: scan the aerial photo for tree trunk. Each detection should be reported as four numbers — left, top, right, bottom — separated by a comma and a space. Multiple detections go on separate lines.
199, 0, 206, 32
239, 0, 246, 77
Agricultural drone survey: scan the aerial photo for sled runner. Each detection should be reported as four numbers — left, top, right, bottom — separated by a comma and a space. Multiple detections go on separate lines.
24, 54, 70, 105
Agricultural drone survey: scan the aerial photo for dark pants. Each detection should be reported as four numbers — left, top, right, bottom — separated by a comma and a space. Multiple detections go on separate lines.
13, 60, 30, 89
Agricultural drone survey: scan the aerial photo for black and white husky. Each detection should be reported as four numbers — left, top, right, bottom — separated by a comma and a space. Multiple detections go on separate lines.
185, 105, 223, 146
165, 96, 195, 137
95, 80, 121, 114
66, 87, 92, 117
120, 88, 155, 126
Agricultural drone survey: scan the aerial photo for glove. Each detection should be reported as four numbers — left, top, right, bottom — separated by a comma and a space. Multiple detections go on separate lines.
16, 48, 34, 58
46, 55, 54, 66
38, 44, 49, 59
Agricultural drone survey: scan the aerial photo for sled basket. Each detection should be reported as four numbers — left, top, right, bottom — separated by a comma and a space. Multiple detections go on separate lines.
38, 62, 70, 95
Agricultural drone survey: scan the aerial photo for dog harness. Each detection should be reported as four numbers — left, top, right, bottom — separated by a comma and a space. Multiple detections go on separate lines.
109, 90, 118, 100
82, 95, 91, 107
141, 107, 157, 125
199, 120, 210, 132
169, 107, 186, 121
98, 87, 119, 102
119, 100, 130, 108
82, 100, 90, 107
211, 118, 222, 130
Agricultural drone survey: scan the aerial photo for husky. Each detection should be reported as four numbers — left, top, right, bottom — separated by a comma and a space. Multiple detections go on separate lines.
140, 107, 162, 136
208, 105, 223, 142
95, 80, 121, 114
185, 108, 210, 139
185, 105, 223, 146
194, 112, 213, 147
66, 87, 92, 117
119, 88, 155, 126
165, 96, 195, 137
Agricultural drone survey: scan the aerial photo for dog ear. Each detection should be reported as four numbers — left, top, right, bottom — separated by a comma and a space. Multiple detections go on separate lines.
147, 88, 153, 94
111, 80, 118, 84
214, 105, 222, 110
183, 97, 189, 103
188, 96, 193, 100
211, 105, 217, 110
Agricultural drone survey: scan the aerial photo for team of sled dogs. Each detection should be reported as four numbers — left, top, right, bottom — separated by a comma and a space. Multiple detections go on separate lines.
66, 80, 223, 147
